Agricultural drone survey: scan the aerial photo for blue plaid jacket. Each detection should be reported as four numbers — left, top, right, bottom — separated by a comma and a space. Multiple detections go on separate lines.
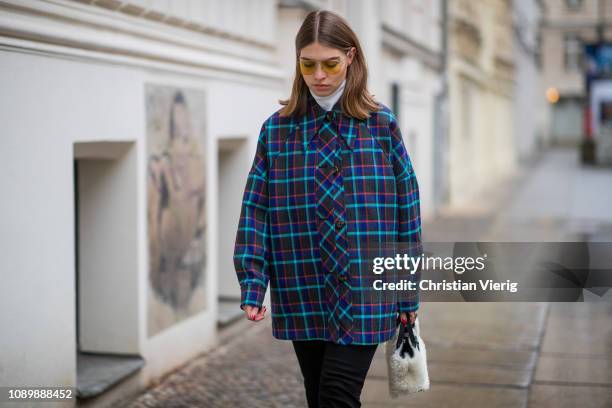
234, 91, 422, 345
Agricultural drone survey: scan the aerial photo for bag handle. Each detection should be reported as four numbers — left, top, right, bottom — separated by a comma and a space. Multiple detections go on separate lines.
395, 317, 421, 357
405, 319, 420, 351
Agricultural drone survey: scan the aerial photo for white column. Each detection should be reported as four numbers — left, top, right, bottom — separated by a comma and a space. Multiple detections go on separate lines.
346, 0, 382, 99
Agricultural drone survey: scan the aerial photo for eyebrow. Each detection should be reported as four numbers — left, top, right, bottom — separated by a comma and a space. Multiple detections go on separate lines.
300, 56, 341, 61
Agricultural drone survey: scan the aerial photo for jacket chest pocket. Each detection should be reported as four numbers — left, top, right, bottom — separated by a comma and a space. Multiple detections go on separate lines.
268, 137, 316, 233
342, 130, 398, 238
343, 141, 397, 201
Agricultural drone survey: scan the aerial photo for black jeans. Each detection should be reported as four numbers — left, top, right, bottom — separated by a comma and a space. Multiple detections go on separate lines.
291, 340, 378, 408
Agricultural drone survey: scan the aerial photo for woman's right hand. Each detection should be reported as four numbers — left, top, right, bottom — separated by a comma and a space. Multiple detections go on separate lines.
242, 305, 267, 321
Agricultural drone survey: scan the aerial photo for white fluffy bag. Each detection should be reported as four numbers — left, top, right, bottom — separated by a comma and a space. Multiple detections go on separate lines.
385, 316, 430, 397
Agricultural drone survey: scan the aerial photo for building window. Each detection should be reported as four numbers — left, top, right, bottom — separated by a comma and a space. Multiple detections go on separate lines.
564, 33, 582, 72
565, 0, 583, 10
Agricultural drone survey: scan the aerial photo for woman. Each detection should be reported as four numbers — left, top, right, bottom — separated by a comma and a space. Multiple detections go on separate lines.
234, 9, 422, 408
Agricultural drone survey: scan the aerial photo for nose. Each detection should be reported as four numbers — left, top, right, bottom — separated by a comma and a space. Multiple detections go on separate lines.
314, 66, 326, 80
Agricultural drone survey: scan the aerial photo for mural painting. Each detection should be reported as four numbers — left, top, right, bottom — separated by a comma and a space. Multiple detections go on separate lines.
146, 84, 207, 336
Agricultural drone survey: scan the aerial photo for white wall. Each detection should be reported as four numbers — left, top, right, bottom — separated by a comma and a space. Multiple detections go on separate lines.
447, 0, 517, 207
217, 138, 251, 299
0, 51, 144, 388
380, 47, 439, 220
0, 43, 280, 393
77, 143, 140, 354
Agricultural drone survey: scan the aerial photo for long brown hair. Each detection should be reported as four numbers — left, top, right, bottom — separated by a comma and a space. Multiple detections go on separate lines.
278, 10, 381, 120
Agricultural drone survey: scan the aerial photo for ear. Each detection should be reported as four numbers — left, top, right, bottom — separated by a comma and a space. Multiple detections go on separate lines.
347, 47, 356, 65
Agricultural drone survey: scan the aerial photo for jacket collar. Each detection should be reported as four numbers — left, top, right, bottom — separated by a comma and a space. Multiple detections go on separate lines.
294, 91, 360, 152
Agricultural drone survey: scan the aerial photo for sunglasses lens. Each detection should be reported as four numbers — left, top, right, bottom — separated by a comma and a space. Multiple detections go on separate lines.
299, 59, 343, 75
322, 61, 341, 74
299, 61, 315, 75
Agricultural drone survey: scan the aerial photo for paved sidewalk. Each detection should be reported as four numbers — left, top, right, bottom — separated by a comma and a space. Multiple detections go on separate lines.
122, 148, 612, 407
123, 319, 307, 408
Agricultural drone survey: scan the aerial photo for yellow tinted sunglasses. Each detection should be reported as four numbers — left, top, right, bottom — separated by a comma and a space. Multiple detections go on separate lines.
299, 52, 350, 75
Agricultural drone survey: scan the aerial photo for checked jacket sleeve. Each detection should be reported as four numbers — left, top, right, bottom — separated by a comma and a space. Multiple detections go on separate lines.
234, 123, 270, 311
389, 113, 423, 313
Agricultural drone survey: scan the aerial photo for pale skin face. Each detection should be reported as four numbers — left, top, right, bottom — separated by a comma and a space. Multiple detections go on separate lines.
299, 42, 355, 97
242, 42, 418, 326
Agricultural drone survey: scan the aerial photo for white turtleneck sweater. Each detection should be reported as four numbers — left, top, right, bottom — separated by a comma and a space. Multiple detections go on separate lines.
310, 78, 346, 111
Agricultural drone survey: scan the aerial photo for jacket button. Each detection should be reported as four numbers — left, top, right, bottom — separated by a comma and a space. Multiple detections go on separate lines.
338, 274, 348, 282
333, 165, 340, 175
335, 220, 345, 229
326, 111, 335, 121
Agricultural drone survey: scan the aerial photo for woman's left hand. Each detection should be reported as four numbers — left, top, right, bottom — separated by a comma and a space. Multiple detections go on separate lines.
400, 311, 417, 325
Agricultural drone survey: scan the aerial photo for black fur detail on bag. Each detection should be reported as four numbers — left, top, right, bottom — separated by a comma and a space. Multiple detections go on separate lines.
395, 320, 420, 359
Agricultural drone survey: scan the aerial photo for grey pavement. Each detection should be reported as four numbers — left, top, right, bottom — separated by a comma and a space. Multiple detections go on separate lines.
121, 319, 306, 408
121, 147, 612, 408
